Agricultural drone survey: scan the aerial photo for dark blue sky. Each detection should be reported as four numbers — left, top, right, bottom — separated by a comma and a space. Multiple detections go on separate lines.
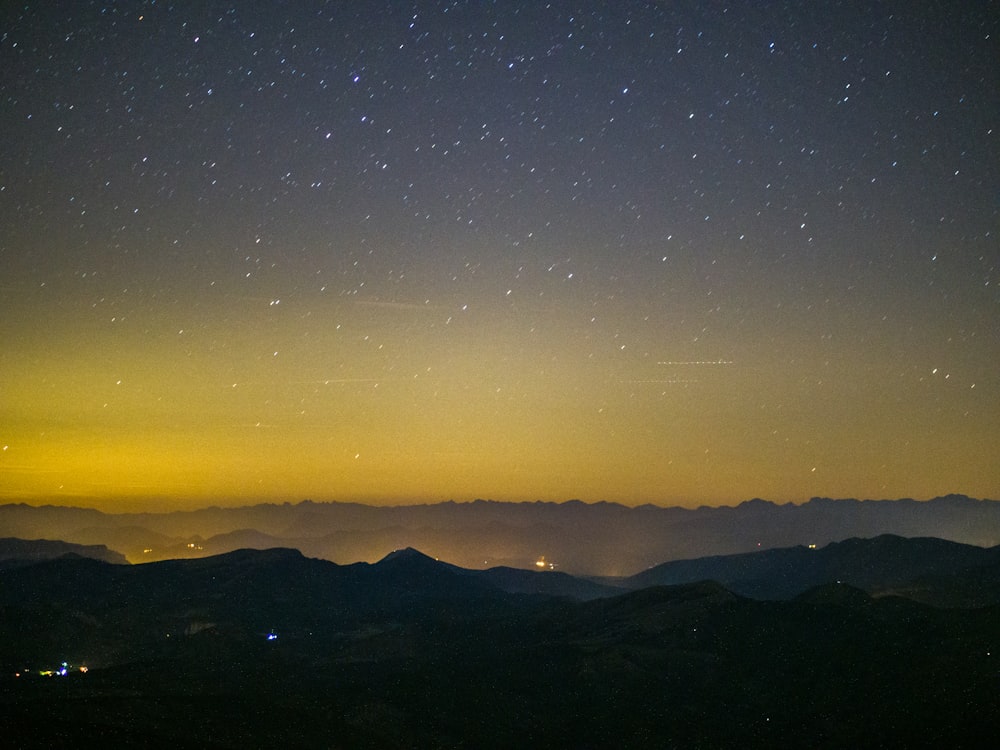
1, 1, 997, 508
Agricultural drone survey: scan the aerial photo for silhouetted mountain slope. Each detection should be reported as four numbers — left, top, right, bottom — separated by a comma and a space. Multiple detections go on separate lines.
374, 545, 463, 575
0, 538, 127, 567
3, 495, 998, 575
1, 547, 997, 748
885, 555, 1000, 608
474, 566, 625, 600
625, 534, 1000, 602
793, 581, 876, 606
0, 537, 128, 569
0, 547, 513, 668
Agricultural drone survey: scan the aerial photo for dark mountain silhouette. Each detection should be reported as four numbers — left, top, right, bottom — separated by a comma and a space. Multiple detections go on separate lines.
375, 545, 455, 571
1, 546, 997, 748
3, 494, 999, 575
794, 581, 876, 606
624, 534, 1000, 603
0, 537, 127, 567
474, 565, 624, 600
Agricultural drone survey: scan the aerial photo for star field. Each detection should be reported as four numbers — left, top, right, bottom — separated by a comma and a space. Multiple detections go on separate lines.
1, 1, 997, 509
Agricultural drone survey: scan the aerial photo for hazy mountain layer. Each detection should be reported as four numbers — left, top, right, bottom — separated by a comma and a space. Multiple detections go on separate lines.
622, 534, 1000, 607
2, 495, 998, 575
0, 538, 127, 567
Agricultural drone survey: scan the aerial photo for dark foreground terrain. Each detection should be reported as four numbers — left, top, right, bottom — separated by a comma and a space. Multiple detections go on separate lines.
1, 543, 998, 748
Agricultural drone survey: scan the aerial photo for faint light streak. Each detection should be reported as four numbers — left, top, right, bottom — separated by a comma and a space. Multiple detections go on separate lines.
353, 299, 444, 311
621, 379, 699, 384
657, 360, 734, 366
298, 378, 384, 385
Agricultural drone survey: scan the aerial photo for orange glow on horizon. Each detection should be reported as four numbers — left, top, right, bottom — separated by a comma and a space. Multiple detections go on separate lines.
2, 281, 996, 512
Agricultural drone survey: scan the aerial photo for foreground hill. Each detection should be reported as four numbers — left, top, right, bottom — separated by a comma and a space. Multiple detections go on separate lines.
625, 534, 1000, 606
1, 547, 998, 747
2, 494, 999, 575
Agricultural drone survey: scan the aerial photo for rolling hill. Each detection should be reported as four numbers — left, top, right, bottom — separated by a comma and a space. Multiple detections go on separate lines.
1, 541, 998, 747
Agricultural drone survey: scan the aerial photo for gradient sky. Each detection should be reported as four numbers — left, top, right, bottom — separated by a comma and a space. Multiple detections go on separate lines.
1, 1, 997, 510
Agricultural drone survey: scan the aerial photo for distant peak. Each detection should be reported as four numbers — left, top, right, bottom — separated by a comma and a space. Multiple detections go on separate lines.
377, 547, 436, 564
929, 493, 974, 504
738, 498, 776, 508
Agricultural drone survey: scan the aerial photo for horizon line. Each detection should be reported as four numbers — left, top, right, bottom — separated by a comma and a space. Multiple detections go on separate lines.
0, 493, 989, 515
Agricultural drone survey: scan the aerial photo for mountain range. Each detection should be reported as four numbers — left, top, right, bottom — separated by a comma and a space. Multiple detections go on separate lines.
0, 537, 127, 568
622, 534, 1000, 607
3, 494, 998, 576
1, 534, 999, 747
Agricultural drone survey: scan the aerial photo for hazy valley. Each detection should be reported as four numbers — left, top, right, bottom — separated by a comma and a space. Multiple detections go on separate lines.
3, 494, 998, 576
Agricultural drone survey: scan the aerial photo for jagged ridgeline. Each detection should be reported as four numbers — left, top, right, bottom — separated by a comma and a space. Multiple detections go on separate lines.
1, 494, 998, 575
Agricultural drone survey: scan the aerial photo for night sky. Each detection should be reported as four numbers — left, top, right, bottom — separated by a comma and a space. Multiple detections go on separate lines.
2, 1, 997, 510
